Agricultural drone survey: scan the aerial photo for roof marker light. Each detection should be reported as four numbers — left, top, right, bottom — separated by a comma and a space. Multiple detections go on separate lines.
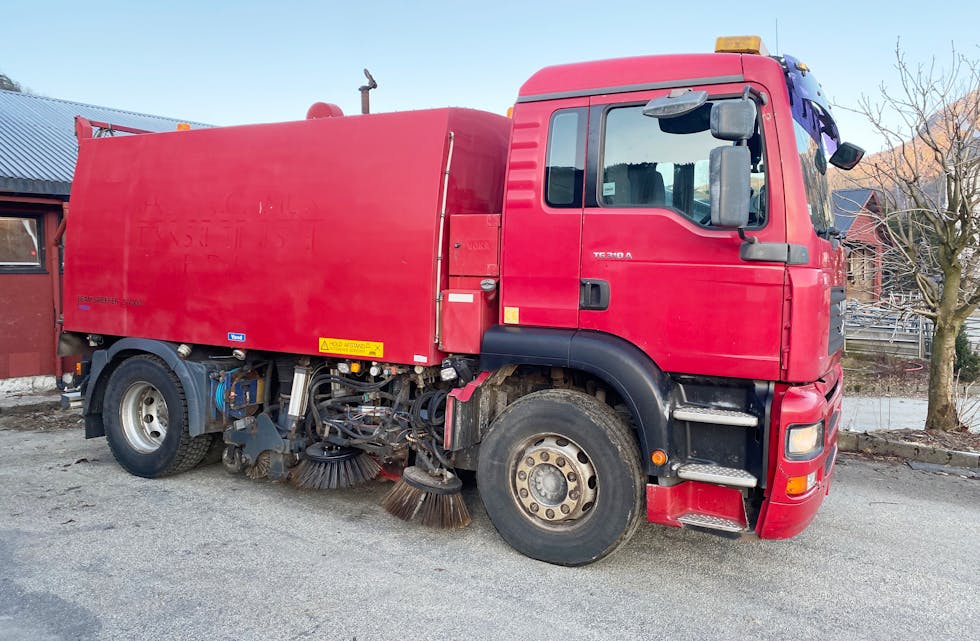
715, 36, 769, 56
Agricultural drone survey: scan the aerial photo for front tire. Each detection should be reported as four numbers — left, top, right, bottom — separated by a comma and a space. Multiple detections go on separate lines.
103, 354, 212, 478
477, 389, 645, 566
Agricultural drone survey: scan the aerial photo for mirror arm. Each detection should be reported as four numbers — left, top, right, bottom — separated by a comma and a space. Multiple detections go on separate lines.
737, 227, 758, 244
742, 85, 768, 105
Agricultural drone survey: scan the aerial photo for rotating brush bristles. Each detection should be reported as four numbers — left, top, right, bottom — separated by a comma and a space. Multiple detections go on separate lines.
381, 466, 470, 529
289, 444, 381, 490
245, 450, 271, 480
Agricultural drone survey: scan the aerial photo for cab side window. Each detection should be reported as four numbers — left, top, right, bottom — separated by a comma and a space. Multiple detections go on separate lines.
545, 108, 587, 208
599, 102, 767, 226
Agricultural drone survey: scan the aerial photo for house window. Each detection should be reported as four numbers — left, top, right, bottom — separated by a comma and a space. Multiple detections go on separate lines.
0, 216, 44, 272
847, 246, 875, 296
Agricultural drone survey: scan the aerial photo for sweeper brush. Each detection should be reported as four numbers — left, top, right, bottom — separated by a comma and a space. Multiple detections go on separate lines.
245, 450, 272, 480
381, 465, 470, 529
289, 443, 381, 490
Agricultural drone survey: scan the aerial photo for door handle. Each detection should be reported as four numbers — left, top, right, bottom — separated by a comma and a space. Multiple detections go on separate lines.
579, 279, 610, 311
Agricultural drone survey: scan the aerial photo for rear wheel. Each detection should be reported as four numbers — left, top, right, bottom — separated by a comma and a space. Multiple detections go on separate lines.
103, 355, 212, 478
477, 389, 645, 566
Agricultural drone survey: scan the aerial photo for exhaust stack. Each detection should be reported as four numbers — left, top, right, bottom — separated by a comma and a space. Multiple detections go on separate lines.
359, 68, 378, 114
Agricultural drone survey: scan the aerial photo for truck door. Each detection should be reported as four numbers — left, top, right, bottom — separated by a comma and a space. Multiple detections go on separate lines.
579, 87, 787, 381
498, 98, 588, 329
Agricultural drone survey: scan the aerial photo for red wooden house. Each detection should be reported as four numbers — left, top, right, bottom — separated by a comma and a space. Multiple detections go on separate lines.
0, 89, 205, 394
832, 188, 887, 302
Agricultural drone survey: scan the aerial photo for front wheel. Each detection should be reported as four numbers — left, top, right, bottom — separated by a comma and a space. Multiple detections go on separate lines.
103, 355, 213, 478
477, 389, 645, 566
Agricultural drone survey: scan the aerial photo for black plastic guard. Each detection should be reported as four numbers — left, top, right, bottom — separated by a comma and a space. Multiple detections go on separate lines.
481, 326, 671, 476
83, 338, 212, 438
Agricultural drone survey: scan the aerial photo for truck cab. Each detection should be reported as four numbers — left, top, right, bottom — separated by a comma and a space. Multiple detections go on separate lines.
481, 37, 855, 542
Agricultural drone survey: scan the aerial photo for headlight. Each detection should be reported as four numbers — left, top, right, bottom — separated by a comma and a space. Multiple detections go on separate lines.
786, 421, 824, 458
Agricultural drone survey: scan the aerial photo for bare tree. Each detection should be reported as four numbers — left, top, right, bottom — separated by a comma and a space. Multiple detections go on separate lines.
0, 72, 23, 92
847, 43, 980, 431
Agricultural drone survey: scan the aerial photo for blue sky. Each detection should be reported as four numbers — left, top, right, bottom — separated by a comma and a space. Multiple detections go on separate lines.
3, 0, 979, 152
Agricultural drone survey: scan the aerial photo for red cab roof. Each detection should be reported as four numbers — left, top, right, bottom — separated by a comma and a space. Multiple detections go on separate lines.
519, 53, 745, 100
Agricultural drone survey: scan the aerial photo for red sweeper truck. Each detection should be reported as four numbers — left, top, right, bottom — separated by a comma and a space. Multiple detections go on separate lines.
60, 36, 864, 565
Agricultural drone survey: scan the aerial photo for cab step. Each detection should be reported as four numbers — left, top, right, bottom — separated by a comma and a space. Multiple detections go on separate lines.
676, 463, 757, 488
60, 391, 82, 410
677, 512, 745, 533
672, 404, 758, 427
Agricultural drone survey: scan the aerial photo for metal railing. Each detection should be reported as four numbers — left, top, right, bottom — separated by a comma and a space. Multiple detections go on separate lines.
843, 300, 933, 359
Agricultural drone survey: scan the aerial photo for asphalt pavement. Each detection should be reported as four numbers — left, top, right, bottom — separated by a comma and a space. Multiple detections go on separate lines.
0, 419, 978, 641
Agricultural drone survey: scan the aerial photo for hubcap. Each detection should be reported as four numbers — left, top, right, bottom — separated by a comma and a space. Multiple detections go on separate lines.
119, 382, 169, 453
512, 434, 597, 524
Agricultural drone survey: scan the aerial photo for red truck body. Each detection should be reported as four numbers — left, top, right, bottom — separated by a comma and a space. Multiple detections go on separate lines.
63, 40, 856, 564
65, 108, 510, 367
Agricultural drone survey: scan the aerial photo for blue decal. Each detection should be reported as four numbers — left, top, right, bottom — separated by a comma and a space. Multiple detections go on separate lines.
227, 332, 246, 343
78, 304, 91, 311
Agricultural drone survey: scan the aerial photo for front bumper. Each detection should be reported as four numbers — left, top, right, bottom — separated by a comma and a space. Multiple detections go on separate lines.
756, 364, 842, 539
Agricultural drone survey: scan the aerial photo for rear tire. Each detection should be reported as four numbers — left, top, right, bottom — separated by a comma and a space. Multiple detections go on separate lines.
477, 389, 645, 566
103, 354, 212, 478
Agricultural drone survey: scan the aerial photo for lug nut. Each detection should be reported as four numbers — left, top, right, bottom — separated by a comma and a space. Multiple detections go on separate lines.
567, 472, 577, 482
540, 452, 550, 462
545, 509, 555, 519
530, 503, 539, 513
569, 490, 580, 500
560, 504, 570, 514
556, 457, 566, 467
519, 488, 528, 498
525, 457, 535, 467
518, 470, 527, 481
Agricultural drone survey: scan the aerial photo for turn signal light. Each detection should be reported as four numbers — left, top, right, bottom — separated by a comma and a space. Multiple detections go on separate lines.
786, 471, 817, 496
176, 122, 191, 131
714, 35, 769, 56
650, 450, 668, 466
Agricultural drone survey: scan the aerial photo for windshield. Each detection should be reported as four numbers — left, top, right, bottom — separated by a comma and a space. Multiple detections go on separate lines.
784, 55, 838, 233
792, 114, 833, 232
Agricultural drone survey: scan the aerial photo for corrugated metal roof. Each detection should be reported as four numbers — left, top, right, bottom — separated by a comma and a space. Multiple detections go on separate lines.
832, 188, 876, 233
0, 89, 210, 197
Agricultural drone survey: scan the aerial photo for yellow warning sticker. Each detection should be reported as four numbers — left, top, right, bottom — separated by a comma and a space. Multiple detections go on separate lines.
318, 337, 384, 358
503, 306, 520, 324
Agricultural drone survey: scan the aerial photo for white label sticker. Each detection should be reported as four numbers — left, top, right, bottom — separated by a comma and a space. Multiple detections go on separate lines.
413, 354, 428, 363
602, 182, 616, 196
447, 292, 475, 303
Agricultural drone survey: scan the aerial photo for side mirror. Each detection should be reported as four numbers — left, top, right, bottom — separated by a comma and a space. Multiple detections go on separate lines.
710, 98, 757, 141
710, 146, 751, 228
643, 90, 708, 119
829, 142, 865, 170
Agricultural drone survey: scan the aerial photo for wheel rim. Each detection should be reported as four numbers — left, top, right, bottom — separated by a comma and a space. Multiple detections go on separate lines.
511, 434, 598, 526
119, 381, 169, 453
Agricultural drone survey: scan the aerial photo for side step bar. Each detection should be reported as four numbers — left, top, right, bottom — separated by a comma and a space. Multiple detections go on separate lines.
672, 404, 758, 427
61, 391, 82, 410
677, 512, 745, 533
676, 463, 757, 488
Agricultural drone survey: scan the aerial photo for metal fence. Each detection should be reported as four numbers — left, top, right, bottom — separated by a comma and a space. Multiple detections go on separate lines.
844, 293, 980, 358
843, 291, 980, 358
844, 300, 933, 359
965, 313, 980, 351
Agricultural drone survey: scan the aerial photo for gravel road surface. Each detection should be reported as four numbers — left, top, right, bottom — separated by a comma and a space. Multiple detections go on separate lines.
1, 417, 977, 641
